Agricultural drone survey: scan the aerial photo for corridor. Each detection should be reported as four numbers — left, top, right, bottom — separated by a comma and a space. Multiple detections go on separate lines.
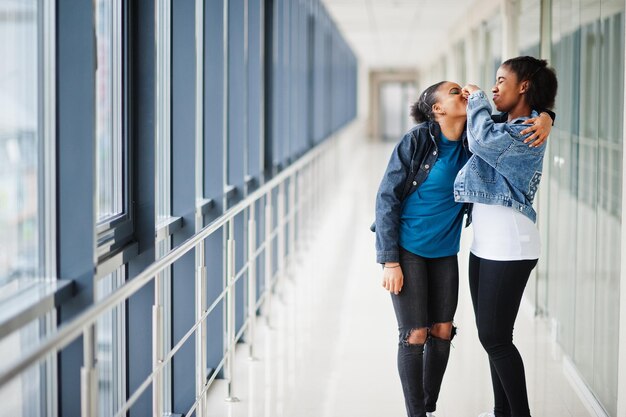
203, 124, 593, 417
2, 0, 625, 415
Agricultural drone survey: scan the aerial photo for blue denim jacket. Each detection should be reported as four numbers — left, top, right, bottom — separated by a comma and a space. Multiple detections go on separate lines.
373, 121, 470, 264
453, 91, 546, 223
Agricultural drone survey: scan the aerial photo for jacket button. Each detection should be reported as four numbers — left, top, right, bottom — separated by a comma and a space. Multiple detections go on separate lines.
424, 164, 430, 169
433, 151, 437, 155
412, 181, 417, 186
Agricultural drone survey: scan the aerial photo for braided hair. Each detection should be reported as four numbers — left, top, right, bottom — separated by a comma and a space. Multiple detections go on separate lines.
410, 81, 445, 123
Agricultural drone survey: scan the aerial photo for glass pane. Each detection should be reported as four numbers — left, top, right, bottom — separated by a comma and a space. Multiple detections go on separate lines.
593, 5, 623, 416
548, 1, 623, 414
96, 267, 126, 416
0, 315, 50, 417
518, 0, 541, 56
0, 0, 39, 285
96, 0, 123, 222
573, 15, 600, 383
548, 0, 580, 359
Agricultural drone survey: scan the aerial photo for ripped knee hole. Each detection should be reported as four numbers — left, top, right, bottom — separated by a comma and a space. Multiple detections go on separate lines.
404, 327, 428, 345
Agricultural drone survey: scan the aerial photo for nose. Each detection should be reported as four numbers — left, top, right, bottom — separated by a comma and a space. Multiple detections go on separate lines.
492, 84, 498, 93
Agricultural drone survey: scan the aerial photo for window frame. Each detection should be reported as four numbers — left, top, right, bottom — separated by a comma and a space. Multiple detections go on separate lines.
95, 0, 134, 263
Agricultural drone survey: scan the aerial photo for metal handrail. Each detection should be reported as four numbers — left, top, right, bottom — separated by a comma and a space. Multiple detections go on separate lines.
0, 130, 339, 413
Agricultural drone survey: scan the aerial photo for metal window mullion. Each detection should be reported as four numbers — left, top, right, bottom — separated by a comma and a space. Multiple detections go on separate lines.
195, 0, 204, 211
224, 220, 239, 402
153, 242, 164, 413
44, 311, 57, 417
113, 0, 123, 216
247, 204, 257, 359
41, 0, 57, 412
223, 0, 230, 203
259, 0, 265, 177
155, 0, 173, 414
156, 0, 172, 222
81, 325, 98, 417
283, 0, 290, 163
42, 0, 56, 283
244, 0, 249, 193
116, 269, 127, 413
161, 243, 173, 412
195, 240, 207, 416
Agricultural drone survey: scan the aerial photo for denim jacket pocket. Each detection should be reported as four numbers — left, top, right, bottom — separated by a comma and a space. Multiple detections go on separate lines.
470, 157, 496, 183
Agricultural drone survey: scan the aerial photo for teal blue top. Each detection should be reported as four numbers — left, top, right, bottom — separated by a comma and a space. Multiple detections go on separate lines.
399, 133, 468, 258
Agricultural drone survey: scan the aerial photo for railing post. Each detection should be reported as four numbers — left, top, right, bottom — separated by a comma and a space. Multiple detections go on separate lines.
247, 204, 257, 360
312, 158, 318, 227
195, 240, 208, 415
264, 193, 273, 325
288, 175, 296, 273
81, 325, 97, 417
297, 169, 305, 252
304, 163, 312, 241
225, 219, 239, 402
277, 182, 286, 280
153, 275, 164, 417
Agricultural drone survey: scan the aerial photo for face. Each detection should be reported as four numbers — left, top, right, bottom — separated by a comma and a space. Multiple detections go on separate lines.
492, 65, 527, 112
433, 82, 467, 119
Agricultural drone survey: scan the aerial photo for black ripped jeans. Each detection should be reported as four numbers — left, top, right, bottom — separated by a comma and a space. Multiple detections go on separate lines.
391, 248, 459, 417
469, 252, 538, 417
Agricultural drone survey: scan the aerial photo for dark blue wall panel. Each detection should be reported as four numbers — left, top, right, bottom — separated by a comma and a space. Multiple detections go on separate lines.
172, 0, 197, 412
56, 0, 96, 415
247, 0, 262, 180
228, 0, 246, 193
127, 0, 156, 415
204, 0, 226, 377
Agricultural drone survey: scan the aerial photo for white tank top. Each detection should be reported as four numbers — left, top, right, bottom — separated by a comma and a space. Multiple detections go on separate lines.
470, 203, 540, 261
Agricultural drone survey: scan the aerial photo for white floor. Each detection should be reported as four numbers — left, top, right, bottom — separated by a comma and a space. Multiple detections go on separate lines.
204, 133, 595, 417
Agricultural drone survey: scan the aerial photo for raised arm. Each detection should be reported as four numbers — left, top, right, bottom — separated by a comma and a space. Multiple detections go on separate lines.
462, 88, 519, 167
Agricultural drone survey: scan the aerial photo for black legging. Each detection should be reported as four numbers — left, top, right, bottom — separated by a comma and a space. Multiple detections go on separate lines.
469, 252, 537, 417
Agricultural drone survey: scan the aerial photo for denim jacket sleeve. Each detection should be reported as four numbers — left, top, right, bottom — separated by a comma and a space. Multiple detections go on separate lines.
465, 90, 534, 169
374, 131, 414, 264
466, 91, 515, 166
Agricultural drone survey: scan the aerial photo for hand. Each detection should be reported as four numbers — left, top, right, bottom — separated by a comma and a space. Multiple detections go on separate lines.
462, 84, 481, 96
382, 263, 404, 295
521, 112, 553, 147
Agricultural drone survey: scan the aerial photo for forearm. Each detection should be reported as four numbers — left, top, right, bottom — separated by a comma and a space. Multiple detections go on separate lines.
466, 91, 529, 168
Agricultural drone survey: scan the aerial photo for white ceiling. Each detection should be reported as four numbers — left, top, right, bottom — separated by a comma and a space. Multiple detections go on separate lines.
321, 0, 478, 70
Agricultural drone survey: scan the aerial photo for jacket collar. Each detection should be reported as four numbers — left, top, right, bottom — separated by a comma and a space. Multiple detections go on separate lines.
427, 120, 468, 147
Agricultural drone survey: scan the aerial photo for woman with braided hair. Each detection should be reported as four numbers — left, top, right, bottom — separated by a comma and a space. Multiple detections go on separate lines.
373, 61, 555, 417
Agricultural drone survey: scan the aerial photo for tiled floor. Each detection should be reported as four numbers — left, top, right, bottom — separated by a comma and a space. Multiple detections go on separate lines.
204, 134, 594, 417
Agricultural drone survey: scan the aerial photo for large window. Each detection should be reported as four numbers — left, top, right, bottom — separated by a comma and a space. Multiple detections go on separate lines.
96, 0, 128, 228
0, 1, 55, 416
96, 267, 126, 416
0, 0, 40, 286
95, 1, 128, 415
